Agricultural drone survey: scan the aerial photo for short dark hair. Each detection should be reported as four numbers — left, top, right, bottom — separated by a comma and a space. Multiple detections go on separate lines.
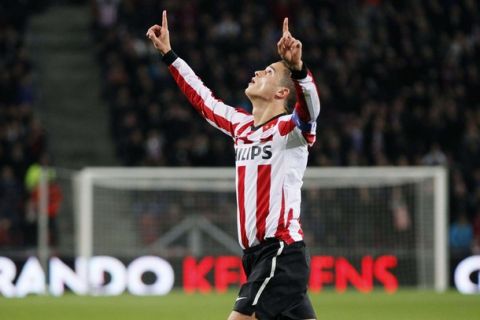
278, 61, 296, 112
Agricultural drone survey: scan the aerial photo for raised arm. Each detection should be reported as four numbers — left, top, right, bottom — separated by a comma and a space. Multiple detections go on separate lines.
146, 10, 171, 55
146, 11, 251, 137
278, 18, 320, 145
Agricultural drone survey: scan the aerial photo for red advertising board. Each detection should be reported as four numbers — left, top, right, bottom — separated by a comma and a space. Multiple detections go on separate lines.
183, 255, 398, 293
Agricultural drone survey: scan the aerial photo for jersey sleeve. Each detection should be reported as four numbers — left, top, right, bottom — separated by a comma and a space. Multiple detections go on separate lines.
162, 50, 251, 137
290, 64, 321, 146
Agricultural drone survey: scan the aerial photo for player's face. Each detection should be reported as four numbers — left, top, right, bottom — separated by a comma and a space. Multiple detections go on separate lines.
245, 62, 287, 101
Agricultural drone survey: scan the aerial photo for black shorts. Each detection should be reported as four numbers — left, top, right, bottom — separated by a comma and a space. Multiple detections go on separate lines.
233, 239, 316, 320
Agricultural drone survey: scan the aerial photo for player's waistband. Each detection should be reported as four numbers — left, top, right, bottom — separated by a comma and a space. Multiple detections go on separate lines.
243, 237, 305, 254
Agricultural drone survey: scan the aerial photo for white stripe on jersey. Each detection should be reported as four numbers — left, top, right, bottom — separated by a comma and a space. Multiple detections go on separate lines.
244, 165, 259, 247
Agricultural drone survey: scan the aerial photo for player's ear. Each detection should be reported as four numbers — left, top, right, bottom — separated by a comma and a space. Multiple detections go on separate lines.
274, 87, 290, 100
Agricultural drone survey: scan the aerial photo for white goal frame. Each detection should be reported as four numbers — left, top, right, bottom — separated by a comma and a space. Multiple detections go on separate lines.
74, 166, 448, 292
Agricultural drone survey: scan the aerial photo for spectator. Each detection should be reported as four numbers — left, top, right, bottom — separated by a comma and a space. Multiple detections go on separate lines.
449, 213, 473, 257
422, 143, 448, 166
24, 161, 63, 247
94, 0, 121, 30
0, 2, 49, 247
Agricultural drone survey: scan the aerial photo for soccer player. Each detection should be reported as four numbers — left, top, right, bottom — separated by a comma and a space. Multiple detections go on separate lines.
147, 10, 320, 320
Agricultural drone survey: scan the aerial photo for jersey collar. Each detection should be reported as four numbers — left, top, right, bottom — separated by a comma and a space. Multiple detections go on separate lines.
251, 113, 287, 131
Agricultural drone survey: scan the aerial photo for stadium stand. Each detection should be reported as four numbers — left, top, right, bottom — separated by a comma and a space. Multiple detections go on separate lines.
91, 0, 480, 257
0, 1, 51, 246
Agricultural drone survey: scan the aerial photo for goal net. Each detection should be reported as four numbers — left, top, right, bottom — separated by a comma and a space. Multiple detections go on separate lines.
74, 167, 448, 291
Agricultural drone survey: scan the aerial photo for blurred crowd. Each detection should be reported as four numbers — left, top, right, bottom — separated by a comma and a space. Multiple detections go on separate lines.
2, 0, 479, 258
0, 1, 61, 247
92, 0, 480, 257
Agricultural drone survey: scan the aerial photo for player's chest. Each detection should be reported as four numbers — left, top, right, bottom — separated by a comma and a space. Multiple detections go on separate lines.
234, 124, 283, 163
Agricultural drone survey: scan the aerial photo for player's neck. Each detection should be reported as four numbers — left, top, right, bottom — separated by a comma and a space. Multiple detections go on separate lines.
251, 100, 285, 127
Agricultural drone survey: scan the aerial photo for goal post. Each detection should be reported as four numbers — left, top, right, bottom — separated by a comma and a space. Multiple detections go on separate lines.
301, 167, 448, 292
74, 166, 448, 292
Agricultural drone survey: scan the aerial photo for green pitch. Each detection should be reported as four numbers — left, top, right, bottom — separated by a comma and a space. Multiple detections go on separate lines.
0, 290, 478, 320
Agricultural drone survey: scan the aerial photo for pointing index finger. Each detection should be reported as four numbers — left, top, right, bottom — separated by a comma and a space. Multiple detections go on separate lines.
283, 17, 289, 34
162, 10, 168, 30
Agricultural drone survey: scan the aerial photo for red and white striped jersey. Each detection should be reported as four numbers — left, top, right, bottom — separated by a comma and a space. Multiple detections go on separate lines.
165, 51, 320, 249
